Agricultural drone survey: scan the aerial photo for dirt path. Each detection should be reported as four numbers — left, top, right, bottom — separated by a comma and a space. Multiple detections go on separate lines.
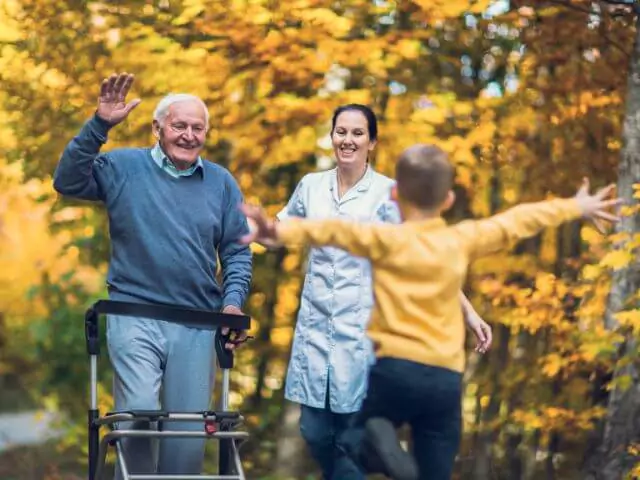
0, 410, 61, 452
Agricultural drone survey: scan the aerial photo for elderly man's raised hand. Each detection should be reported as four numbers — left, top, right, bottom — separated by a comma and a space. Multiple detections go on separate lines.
96, 73, 141, 126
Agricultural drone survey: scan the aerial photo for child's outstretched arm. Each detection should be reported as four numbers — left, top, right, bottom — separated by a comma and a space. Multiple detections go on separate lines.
239, 204, 394, 261
455, 178, 622, 259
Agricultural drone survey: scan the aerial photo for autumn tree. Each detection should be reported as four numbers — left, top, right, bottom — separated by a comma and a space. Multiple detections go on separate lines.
579, 2, 640, 478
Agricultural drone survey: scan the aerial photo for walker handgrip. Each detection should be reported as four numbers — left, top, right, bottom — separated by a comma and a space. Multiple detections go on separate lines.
84, 300, 252, 359
85, 307, 100, 356
215, 328, 234, 369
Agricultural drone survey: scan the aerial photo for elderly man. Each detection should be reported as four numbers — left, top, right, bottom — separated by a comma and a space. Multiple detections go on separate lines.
53, 73, 252, 476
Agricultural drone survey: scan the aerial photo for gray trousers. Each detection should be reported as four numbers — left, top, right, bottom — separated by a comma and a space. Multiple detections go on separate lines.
107, 314, 217, 478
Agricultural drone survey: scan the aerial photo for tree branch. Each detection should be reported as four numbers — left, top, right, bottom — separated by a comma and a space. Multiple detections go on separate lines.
539, 0, 632, 59
600, 0, 640, 15
544, 0, 600, 15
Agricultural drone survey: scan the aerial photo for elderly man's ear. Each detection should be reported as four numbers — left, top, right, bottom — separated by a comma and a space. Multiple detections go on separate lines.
152, 120, 161, 139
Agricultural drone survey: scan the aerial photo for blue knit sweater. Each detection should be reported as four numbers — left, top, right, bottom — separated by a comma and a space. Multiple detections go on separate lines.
53, 115, 252, 313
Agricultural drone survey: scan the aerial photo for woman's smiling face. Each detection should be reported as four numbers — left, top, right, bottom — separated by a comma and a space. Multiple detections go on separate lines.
331, 110, 377, 169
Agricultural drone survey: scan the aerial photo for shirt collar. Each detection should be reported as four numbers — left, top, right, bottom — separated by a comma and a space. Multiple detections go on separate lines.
151, 143, 204, 177
409, 217, 447, 231
329, 164, 374, 195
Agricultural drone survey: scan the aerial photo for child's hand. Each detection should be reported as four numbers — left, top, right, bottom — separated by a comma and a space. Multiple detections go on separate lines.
466, 314, 492, 354
575, 178, 623, 230
239, 203, 279, 245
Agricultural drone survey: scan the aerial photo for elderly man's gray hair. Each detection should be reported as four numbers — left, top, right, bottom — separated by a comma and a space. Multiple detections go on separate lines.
153, 93, 209, 127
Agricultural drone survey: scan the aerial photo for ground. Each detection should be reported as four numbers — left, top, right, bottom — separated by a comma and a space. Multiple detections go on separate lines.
0, 442, 100, 480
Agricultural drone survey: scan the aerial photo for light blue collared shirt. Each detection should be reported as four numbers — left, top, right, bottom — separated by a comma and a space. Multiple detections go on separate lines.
150, 143, 204, 178
277, 166, 400, 413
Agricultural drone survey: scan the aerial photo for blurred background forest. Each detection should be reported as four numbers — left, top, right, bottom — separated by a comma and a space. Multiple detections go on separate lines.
0, 0, 639, 479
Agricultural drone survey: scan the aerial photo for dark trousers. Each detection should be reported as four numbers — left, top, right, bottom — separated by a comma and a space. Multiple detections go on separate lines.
300, 403, 366, 480
352, 357, 463, 480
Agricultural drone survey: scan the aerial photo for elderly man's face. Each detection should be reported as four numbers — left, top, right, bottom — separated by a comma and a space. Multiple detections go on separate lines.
154, 100, 208, 169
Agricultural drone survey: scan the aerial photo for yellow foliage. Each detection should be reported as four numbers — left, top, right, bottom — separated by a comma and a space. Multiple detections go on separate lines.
626, 445, 640, 479
249, 292, 266, 310
276, 282, 302, 319
267, 325, 292, 348
600, 249, 634, 270
619, 205, 640, 216
535, 272, 557, 297
410, 107, 447, 125
282, 253, 302, 273
250, 242, 267, 254
0, 1, 635, 476
582, 264, 602, 281
396, 39, 421, 60
0, 145, 102, 331
297, 8, 352, 37
541, 353, 564, 377
413, 0, 492, 18
512, 406, 606, 434
0, 174, 57, 319
0, 0, 22, 42
614, 310, 640, 334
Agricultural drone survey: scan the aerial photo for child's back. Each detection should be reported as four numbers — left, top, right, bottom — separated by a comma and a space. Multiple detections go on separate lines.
360, 197, 580, 374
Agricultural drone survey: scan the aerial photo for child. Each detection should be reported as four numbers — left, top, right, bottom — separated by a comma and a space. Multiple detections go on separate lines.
239, 144, 620, 480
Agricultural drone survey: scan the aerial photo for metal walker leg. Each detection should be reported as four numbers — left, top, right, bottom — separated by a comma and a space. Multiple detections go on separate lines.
86, 306, 101, 480
215, 330, 244, 478
88, 355, 100, 480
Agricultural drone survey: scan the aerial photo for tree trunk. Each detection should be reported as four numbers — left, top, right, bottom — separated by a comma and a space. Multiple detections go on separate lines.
583, 14, 640, 480
523, 430, 541, 480
506, 426, 524, 479
546, 431, 560, 480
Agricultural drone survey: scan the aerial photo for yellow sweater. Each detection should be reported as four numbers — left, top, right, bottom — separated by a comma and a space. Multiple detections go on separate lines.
277, 198, 582, 373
